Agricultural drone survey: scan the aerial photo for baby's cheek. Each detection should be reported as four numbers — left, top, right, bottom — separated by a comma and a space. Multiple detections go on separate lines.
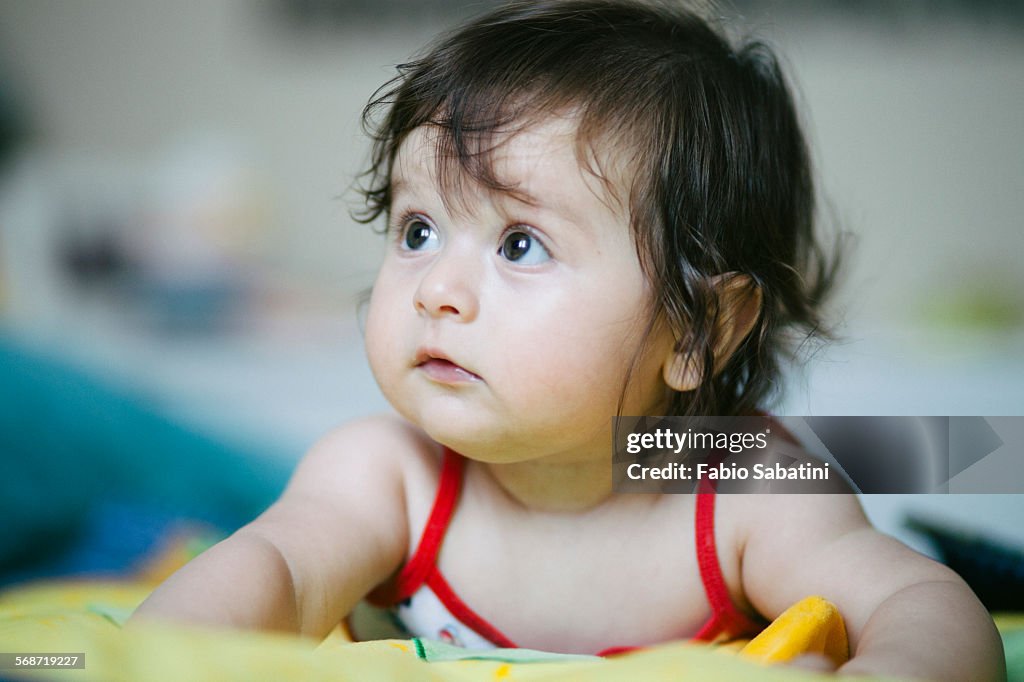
518, 347, 626, 414
364, 306, 403, 391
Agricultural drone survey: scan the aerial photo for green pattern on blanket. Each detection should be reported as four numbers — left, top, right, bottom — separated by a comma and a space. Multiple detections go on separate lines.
411, 637, 599, 663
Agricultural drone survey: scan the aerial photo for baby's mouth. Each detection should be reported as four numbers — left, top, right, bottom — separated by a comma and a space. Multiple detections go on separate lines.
415, 352, 483, 384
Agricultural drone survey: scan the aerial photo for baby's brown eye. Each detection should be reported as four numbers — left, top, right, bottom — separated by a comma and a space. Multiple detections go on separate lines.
500, 230, 550, 265
403, 220, 438, 251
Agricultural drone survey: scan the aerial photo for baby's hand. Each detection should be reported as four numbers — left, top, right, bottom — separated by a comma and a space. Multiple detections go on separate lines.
738, 494, 1006, 681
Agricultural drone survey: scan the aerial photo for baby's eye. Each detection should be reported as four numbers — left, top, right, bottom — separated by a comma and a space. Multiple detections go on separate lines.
499, 230, 551, 265
401, 217, 439, 252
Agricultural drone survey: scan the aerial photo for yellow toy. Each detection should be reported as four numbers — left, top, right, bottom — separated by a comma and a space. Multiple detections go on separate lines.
739, 595, 849, 667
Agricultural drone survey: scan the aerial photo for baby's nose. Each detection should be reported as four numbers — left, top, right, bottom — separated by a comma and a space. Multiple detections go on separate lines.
413, 250, 480, 322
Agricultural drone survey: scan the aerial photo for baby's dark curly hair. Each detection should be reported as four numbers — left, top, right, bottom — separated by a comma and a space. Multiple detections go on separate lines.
356, 0, 840, 417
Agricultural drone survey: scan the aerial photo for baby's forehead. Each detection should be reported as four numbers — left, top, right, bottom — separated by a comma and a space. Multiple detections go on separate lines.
390, 116, 631, 215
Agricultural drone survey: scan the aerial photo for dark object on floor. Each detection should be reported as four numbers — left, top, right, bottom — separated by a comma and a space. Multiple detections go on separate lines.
906, 515, 1024, 612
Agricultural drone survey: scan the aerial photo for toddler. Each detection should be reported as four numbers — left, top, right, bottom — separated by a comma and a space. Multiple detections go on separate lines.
132, 1, 1004, 679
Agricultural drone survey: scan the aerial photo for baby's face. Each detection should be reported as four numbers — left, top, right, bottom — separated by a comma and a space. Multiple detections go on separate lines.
364, 116, 675, 464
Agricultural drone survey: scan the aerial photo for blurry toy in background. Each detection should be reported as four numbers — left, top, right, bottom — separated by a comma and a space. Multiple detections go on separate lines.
52, 134, 274, 335
0, 500, 224, 589
916, 269, 1024, 341
126, 135, 272, 334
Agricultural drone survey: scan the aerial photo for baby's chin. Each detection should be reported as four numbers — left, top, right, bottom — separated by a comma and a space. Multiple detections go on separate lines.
423, 425, 607, 468
403, 417, 542, 464
423, 429, 532, 464
384, 390, 604, 464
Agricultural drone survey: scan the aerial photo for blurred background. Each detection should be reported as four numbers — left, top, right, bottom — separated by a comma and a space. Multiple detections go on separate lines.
0, 0, 1022, 594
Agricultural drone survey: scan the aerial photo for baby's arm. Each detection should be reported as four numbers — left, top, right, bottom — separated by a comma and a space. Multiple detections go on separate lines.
129, 416, 413, 638
736, 494, 1005, 681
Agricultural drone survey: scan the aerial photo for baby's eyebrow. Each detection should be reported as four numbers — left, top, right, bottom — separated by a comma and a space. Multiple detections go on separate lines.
391, 170, 546, 213
500, 185, 602, 225
499, 186, 544, 209
389, 168, 595, 228
501, 170, 625, 219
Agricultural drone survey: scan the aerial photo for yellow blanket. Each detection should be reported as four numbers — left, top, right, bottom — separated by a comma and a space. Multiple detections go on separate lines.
0, 579, 908, 682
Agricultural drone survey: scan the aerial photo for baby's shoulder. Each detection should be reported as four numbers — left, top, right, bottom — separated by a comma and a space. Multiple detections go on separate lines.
300, 413, 441, 477
292, 413, 444, 516
713, 445, 871, 568
291, 415, 450, 559
723, 488, 868, 541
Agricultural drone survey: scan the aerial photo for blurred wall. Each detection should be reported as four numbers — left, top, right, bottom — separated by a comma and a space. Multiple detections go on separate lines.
0, 0, 435, 300
1, 1, 1022, 326
782, 16, 1024, 330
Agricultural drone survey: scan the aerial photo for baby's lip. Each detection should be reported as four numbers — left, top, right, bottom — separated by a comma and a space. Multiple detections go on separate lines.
414, 348, 483, 383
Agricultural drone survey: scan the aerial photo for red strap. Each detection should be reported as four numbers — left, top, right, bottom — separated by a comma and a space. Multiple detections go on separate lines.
394, 448, 464, 602
426, 570, 518, 649
369, 448, 464, 605
596, 645, 642, 657
692, 483, 763, 641
375, 447, 519, 648
374, 443, 763, 648
692, 422, 789, 642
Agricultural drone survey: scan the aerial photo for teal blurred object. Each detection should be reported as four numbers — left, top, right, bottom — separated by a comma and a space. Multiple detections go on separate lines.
1006, 629, 1024, 682
0, 333, 290, 578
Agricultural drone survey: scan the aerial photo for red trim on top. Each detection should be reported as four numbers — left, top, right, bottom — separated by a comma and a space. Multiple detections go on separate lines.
390, 448, 518, 647
374, 444, 767, 652
367, 448, 464, 606
596, 645, 643, 657
691, 414, 794, 641
426, 570, 518, 648
393, 448, 464, 602
692, 476, 764, 641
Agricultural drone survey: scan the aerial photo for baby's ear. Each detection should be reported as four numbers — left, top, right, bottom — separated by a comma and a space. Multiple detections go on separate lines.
662, 273, 763, 392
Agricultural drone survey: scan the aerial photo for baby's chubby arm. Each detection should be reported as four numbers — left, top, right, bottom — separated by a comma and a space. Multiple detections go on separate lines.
735, 494, 1005, 681
129, 415, 414, 638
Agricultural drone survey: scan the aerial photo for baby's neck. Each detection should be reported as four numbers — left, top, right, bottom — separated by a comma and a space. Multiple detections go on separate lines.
484, 456, 613, 512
